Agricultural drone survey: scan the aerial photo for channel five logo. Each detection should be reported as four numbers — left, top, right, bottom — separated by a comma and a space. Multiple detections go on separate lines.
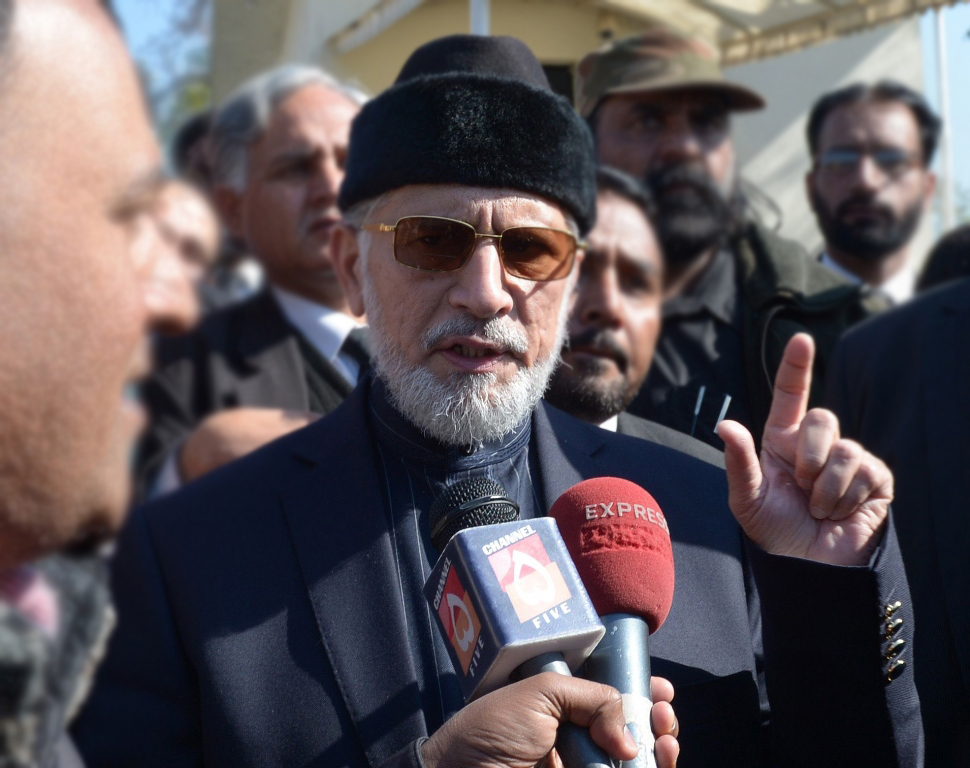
487, 533, 572, 623
437, 567, 481, 673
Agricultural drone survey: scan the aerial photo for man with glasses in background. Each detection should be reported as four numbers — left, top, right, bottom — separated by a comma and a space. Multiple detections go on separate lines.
806, 81, 939, 305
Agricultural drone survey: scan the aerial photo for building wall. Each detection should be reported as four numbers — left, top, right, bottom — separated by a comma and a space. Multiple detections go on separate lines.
211, 0, 293, 100
209, 2, 932, 264
329, 0, 644, 94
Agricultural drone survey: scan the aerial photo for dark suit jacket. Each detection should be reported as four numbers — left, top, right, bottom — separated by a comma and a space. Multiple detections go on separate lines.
616, 411, 726, 466
137, 289, 354, 488
75, 385, 921, 768
827, 277, 970, 767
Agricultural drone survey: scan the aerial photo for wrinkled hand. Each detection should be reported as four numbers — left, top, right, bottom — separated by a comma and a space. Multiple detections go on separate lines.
717, 334, 892, 566
179, 407, 321, 482
422, 673, 679, 768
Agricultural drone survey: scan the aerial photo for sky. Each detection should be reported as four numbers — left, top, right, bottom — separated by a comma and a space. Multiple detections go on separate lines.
113, 1, 970, 200
921, 3, 970, 210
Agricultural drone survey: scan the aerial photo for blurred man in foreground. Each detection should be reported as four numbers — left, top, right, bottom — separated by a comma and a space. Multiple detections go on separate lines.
137, 65, 370, 494
0, 0, 196, 763
806, 81, 938, 304
578, 28, 883, 448
77, 34, 919, 768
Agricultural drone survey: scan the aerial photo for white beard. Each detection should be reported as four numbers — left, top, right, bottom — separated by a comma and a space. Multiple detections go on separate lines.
362, 275, 570, 447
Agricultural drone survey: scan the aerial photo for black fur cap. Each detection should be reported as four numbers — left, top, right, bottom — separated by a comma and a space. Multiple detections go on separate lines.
338, 35, 597, 235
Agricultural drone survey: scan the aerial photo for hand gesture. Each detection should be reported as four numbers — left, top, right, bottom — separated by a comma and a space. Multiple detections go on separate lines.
422, 673, 679, 768
717, 334, 892, 566
179, 408, 321, 482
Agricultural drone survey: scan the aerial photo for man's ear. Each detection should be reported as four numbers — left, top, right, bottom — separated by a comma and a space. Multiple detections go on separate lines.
213, 185, 246, 240
330, 223, 366, 318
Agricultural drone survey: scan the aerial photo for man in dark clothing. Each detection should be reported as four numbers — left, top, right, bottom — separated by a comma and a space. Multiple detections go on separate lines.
827, 276, 970, 768
576, 27, 884, 448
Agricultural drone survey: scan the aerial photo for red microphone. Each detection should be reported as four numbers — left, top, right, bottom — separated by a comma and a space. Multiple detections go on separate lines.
550, 477, 675, 768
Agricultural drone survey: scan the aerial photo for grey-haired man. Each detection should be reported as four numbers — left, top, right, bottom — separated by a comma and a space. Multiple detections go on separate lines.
137, 65, 372, 493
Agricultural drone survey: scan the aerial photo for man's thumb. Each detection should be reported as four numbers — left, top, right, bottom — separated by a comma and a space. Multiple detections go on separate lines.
717, 420, 763, 519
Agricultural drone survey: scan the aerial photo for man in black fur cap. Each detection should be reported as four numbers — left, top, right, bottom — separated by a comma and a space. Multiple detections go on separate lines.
75, 35, 921, 768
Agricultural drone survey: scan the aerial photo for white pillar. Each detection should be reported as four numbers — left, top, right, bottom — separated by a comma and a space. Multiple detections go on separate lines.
936, 8, 955, 232
470, 0, 490, 36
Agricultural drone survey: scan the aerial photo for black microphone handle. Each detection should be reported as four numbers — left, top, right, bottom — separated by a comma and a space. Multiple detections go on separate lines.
516, 652, 613, 768
582, 613, 656, 768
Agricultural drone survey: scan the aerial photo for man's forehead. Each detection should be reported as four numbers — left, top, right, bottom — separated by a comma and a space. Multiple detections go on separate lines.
819, 101, 920, 150
264, 85, 356, 139
589, 196, 660, 269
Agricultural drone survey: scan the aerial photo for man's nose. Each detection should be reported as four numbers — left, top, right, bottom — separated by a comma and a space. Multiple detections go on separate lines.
848, 154, 884, 194
448, 239, 514, 319
309, 155, 343, 205
578, 267, 622, 329
132, 215, 201, 337
654, 116, 704, 165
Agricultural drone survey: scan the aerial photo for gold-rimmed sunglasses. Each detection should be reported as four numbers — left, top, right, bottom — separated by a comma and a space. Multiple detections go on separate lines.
361, 215, 585, 282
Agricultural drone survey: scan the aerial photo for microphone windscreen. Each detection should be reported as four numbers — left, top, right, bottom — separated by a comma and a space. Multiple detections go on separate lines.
430, 477, 520, 552
549, 477, 674, 633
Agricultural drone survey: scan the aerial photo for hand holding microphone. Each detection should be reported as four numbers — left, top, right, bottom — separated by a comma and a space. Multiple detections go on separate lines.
421, 477, 679, 768
551, 477, 678, 768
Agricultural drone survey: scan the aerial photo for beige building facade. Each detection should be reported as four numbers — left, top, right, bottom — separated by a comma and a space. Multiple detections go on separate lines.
210, 0, 933, 257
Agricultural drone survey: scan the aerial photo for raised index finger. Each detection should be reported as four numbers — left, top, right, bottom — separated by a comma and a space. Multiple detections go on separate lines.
764, 333, 815, 434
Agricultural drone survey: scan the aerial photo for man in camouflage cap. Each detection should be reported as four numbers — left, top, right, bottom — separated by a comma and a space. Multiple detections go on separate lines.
577, 26, 884, 450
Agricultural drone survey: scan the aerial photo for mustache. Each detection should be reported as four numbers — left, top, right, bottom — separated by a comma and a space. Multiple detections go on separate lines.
833, 195, 895, 222
422, 314, 529, 356
564, 328, 627, 367
645, 165, 727, 203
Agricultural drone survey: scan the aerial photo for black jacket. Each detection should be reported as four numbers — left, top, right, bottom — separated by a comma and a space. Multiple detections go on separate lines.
735, 222, 886, 441
74, 386, 921, 768
827, 277, 970, 768
631, 222, 886, 448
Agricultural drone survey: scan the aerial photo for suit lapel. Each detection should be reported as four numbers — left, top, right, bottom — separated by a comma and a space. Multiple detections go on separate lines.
922, 289, 970, 687
278, 388, 425, 766
234, 290, 310, 411
533, 403, 606, 512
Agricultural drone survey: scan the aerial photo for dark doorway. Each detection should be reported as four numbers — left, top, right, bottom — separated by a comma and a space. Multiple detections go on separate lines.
543, 64, 574, 106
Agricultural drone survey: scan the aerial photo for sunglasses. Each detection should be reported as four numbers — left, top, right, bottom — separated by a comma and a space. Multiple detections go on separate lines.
361, 215, 584, 281
815, 148, 918, 179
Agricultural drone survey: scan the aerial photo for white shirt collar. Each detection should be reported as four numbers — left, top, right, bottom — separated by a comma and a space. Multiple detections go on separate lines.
270, 286, 364, 384
819, 252, 915, 304
598, 414, 619, 432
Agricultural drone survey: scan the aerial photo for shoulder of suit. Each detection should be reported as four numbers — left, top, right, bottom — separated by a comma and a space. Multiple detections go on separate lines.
540, 402, 727, 481
839, 276, 970, 354
741, 221, 865, 306
616, 412, 726, 469
152, 291, 278, 366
